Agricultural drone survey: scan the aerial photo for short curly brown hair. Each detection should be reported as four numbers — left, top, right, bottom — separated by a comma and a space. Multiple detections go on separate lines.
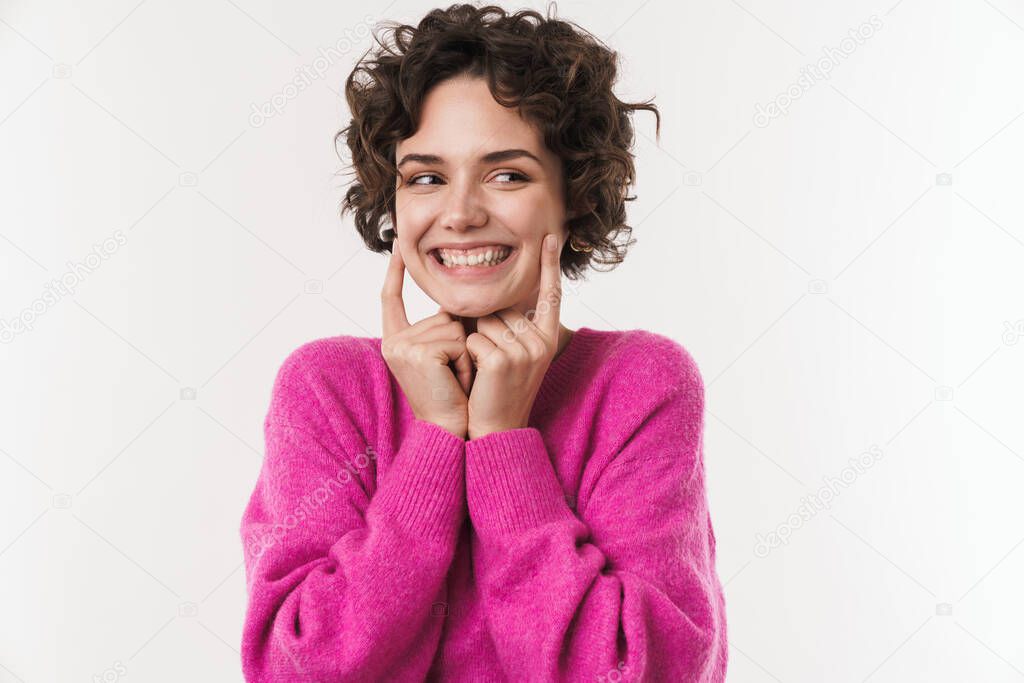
336, 2, 660, 280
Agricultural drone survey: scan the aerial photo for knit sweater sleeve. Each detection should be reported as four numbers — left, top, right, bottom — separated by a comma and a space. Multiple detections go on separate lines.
239, 340, 467, 682
463, 340, 728, 682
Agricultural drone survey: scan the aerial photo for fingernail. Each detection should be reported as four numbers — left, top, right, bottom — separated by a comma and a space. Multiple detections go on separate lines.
545, 234, 557, 251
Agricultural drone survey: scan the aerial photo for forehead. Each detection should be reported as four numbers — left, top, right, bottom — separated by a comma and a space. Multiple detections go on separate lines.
396, 77, 549, 162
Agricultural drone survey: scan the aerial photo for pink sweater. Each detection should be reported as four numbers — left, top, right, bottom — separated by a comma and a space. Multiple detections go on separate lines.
239, 325, 728, 682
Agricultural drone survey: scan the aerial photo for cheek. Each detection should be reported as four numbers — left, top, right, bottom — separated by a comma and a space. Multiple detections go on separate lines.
492, 198, 561, 236
394, 207, 429, 243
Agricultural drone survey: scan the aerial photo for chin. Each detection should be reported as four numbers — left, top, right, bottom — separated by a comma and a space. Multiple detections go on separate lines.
437, 296, 508, 318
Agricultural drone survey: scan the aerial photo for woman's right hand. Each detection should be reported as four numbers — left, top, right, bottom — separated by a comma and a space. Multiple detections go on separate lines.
380, 239, 473, 439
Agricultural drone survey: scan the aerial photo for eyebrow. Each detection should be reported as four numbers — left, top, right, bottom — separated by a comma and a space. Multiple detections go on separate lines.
396, 148, 542, 168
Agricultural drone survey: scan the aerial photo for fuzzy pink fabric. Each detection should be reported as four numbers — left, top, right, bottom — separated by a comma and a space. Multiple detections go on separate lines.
239, 326, 727, 681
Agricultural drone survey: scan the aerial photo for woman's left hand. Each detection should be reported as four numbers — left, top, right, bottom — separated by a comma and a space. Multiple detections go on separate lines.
465, 233, 563, 440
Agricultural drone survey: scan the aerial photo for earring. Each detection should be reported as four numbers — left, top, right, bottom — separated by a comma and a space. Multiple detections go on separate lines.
378, 222, 395, 242
568, 235, 593, 253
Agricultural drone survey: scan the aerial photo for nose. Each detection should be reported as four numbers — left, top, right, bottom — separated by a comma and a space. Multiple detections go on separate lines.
439, 179, 488, 232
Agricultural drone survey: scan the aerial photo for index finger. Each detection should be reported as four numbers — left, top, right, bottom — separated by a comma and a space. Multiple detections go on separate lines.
381, 238, 410, 338
532, 233, 562, 341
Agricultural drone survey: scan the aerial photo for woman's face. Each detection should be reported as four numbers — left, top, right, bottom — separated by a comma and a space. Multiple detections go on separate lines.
393, 75, 570, 318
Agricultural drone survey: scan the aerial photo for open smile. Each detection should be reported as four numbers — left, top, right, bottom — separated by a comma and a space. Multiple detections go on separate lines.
427, 245, 519, 278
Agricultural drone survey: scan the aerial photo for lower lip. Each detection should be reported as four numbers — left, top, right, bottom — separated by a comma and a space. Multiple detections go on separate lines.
428, 248, 519, 279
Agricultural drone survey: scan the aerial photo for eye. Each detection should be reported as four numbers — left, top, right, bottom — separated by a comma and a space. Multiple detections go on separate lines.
409, 173, 442, 186
492, 171, 529, 183
406, 171, 529, 186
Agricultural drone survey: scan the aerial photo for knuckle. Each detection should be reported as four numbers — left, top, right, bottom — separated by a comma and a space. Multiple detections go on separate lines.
391, 339, 410, 360
409, 344, 426, 363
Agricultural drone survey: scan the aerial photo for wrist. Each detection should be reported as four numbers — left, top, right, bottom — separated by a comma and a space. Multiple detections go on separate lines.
468, 422, 525, 440
440, 423, 468, 440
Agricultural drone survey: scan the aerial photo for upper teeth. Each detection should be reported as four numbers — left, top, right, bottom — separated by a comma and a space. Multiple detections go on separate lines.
436, 246, 511, 267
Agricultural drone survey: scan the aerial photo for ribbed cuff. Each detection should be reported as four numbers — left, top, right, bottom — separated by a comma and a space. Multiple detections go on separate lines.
369, 418, 466, 547
464, 427, 574, 536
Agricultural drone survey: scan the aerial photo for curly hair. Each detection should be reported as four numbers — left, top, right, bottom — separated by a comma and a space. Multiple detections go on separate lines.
336, 2, 660, 280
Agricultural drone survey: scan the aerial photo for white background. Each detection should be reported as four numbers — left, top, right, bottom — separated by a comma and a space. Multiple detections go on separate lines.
2, 0, 1023, 681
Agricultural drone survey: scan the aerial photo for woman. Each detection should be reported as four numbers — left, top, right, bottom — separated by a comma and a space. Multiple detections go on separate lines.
239, 4, 728, 681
